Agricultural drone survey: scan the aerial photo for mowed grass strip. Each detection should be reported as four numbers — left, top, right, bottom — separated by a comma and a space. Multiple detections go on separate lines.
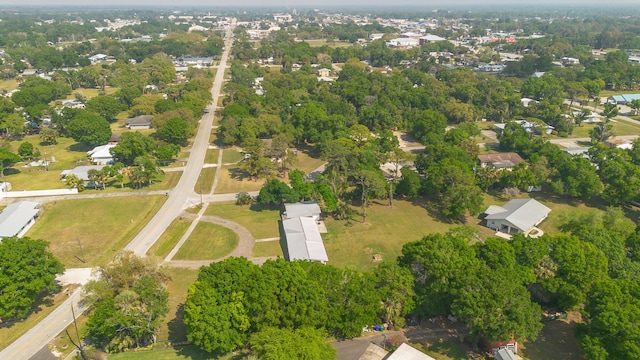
205, 149, 219, 164
323, 199, 455, 271
173, 222, 238, 260
252, 240, 283, 258
195, 167, 216, 194
27, 196, 166, 268
156, 267, 200, 344
205, 202, 281, 239
221, 147, 244, 164
147, 218, 193, 258
108, 345, 219, 360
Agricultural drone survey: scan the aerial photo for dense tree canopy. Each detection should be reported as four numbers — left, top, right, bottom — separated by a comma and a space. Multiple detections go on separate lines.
0, 237, 64, 322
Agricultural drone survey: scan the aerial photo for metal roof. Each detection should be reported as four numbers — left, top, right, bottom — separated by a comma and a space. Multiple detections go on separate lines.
60, 165, 104, 181
0, 201, 40, 238
385, 343, 436, 360
496, 348, 518, 360
284, 202, 321, 219
485, 199, 551, 233
282, 216, 328, 262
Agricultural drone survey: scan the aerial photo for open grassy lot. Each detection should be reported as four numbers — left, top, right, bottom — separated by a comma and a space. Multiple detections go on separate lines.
252, 240, 283, 258
292, 149, 326, 174
27, 196, 166, 268
610, 118, 640, 135
323, 199, 456, 271
173, 222, 238, 260
156, 267, 200, 344
61, 86, 119, 101
195, 167, 216, 194
0, 78, 19, 92
214, 166, 266, 193
205, 149, 219, 164
221, 147, 244, 164
302, 39, 353, 48
205, 202, 281, 239
0, 285, 79, 351
521, 311, 583, 360
147, 218, 193, 258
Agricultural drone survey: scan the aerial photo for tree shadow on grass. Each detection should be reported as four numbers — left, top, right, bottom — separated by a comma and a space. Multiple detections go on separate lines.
227, 167, 252, 182
167, 303, 187, 344
2, 167, 20, 176
67, 142, 93, 153
0, 286, 59, 329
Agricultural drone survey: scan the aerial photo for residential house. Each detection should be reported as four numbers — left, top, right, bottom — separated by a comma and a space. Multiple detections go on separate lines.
62, 100, 85, 109
88, 53, 108, 63
478, 152, 525, 170
608, 93, 640, 105
60, 165, 105, 187
0, 201, 41, 240
355, 343, 436, 360
419, 34, 446, 44
87, 144, 116, 165
284, 202, 322, 222
386, 38, 420, 48
495, 348, 518, 360
484, 198, 551, 235
125, 115, 153, 130
282, 216, 328, 263
317, 68, 331, 77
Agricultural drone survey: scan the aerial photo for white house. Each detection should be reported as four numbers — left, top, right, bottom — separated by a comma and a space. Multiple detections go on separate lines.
484, 198, 551, 235
0, 201, 41, 240
87, 144, 116, 165
88, 53, 108, 63
386, 38, 420, 48
284, 202, 321, 222
282, 216, 328, 263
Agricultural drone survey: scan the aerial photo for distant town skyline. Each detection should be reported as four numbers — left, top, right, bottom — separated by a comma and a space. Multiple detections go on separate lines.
4, 0, 639, 8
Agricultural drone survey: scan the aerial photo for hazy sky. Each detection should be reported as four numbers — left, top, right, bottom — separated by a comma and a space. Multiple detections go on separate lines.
3, 0, 639, 7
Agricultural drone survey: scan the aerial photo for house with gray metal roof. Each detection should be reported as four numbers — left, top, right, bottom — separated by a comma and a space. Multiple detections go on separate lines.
282, 216, 328, 263
284, 202, 321, 222
484, 198, 551, 235
0, 201, 41, 240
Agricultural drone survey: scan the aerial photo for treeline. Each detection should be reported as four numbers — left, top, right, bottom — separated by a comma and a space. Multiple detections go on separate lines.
183, 216, 640, 358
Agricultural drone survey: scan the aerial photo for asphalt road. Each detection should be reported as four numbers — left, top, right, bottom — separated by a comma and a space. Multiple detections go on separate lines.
0, 21, 237, 360
125, 21, 235, 257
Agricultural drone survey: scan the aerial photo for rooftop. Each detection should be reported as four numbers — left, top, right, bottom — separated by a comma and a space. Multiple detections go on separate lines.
0, 201, 40, 238
283, 216, 328, 263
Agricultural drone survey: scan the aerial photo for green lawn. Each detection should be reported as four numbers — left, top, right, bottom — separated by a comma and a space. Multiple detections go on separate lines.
195, 167, 216, 194
0, 78, 19, 92
252, 240, 284, 258
610, 118, 640, 136
221, 148, 244, 164
156, 267, 200, 344
323, 199, 456, 271
521, 311, 583, 360
205, 149, 219, 164
214, 166, 266, 194
205, 202, 281, 239
173, 222, 238, 260
27, 196, 166, 267
303, 39, 353, 48
147, 218, 193, 258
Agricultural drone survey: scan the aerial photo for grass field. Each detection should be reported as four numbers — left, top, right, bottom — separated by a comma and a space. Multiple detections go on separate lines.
521, 311, 583, 360
252, 240, 283, 257
156, 267, 200, 344
205, 202, 281, 239
214, 166, 266, 193
205, 149, 219, 164
323, 199, 456, 271
173, 222, 238, 260
0, 78, 19, 92
221, 147, 244, 164
27, 196, 166, 268
147, 218, 193, 258
195, 167, 216, 194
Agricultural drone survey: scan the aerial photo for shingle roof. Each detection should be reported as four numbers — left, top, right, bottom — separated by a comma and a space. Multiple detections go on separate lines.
484, 199, 551, 232
478, 152, 525, 168
0, 201, 40, 238
283, 216, 328, 262
125, 115, 153, 126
